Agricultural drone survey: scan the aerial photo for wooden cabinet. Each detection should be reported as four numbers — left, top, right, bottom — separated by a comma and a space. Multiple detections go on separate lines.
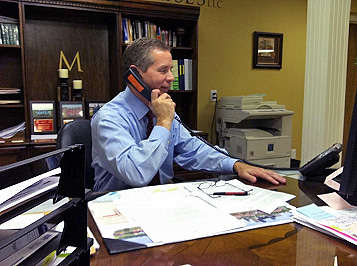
0, 145, 27, 166
30, 143, 57, 157
0, 0, 200, 163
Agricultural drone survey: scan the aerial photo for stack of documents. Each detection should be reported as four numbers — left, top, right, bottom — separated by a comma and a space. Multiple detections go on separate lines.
0, 231, 59, 266
292, 204, 357, 246
89, 179, 296, 253
0, 121, 25, 140
0, 88, 21, 94
0, 168, 60, 214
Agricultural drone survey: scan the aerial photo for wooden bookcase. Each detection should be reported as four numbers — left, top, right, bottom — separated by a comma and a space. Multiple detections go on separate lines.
0, 0, 200, 166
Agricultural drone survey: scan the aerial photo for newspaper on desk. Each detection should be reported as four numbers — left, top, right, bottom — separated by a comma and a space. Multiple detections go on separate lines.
89, 179, 296, 249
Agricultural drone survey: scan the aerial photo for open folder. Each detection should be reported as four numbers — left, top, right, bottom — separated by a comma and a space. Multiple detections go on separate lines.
89, 179, 296, 254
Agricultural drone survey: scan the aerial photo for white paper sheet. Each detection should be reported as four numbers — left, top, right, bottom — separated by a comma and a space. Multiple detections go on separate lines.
184, 179, 295, 214
0, 168, 60, 206
0, 170, 60, 213
119, 189, 245, 243
0, 198, 69, 230
275, 170, 305, 181
324, 167, 342, 191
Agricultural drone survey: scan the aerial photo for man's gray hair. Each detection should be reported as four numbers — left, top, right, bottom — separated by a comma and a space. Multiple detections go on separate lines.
123, 37, 171, 73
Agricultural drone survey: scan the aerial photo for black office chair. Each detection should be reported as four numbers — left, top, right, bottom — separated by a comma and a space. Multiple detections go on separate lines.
56, 119, 95, 190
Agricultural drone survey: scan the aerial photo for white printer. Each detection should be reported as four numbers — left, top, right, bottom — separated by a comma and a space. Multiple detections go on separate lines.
216, 95, 294, 167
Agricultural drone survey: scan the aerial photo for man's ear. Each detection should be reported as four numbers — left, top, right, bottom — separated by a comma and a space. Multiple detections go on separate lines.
129, 65, 141, 74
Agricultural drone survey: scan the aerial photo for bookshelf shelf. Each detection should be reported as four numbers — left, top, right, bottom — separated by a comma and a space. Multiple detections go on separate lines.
122, 44, 193, 50
172, 47, 194, 51
0, 0, 200, 167
0, 141, 25, 147
0, 44, 20, 48
0, 104, 24, 108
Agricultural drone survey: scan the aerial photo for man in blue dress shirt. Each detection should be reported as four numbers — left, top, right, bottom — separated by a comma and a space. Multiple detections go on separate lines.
91, 38, 286, 192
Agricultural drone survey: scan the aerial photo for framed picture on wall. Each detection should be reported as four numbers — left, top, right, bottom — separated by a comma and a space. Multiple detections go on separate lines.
253, 31, 283, 69
87, 101, 106, 120
30, 101, 57, 134
59, 101, 85, 127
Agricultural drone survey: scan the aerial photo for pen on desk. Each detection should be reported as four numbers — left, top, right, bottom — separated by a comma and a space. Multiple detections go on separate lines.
213, 192, 249, 196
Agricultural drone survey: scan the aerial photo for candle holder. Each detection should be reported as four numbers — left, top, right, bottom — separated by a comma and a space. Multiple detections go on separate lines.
72, 80, 85, 101
57, 69, 71, 101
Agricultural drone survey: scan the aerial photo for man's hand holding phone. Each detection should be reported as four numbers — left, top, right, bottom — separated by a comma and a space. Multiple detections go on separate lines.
150, 89, 176, 131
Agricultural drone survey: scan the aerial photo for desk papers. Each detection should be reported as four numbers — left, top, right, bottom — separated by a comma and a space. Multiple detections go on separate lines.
0, 121, 25, 140
184, 179, 295, 214
275, 170, 305, 181
293, 204, 357, 246
0, 231, 58, 266
0, 198, 69, 230
89, 179, 295, 253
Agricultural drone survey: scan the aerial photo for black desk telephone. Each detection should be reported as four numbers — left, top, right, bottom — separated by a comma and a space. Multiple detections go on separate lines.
299, 143, 342, 181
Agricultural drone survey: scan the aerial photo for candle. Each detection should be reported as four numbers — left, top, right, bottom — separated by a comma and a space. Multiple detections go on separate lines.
58, 69, 68, 78
73, 79, 82, 90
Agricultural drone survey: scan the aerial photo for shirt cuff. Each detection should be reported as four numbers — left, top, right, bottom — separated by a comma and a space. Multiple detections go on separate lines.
222, 158, 242, 174
149, 125, 171, 144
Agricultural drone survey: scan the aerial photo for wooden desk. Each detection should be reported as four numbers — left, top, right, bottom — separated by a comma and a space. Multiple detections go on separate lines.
88, 177, 357, 266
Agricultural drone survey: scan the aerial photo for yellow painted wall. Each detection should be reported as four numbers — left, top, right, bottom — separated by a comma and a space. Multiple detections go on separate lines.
352, 0, 357, 12
148, 0, 307, 160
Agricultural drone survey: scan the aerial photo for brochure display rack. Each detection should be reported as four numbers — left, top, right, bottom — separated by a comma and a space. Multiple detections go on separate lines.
0, 145, 92, 265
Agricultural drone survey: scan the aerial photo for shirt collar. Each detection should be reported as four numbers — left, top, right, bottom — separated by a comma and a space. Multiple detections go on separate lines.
124, 86, 150, 120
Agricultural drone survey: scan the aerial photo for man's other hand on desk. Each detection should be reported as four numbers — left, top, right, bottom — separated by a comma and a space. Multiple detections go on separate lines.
234, 161, 286, 185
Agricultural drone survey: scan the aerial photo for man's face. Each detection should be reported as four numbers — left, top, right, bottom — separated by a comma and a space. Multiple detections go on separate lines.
140, 49, 175, 95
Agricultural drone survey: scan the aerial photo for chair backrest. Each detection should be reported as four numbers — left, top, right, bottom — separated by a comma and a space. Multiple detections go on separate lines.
56, 119, 94, 190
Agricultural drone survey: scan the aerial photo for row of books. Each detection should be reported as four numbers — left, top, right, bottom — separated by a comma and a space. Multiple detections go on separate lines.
171, 59, 193, 91
0, 23, 20, 45
122, 18, 178, 47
